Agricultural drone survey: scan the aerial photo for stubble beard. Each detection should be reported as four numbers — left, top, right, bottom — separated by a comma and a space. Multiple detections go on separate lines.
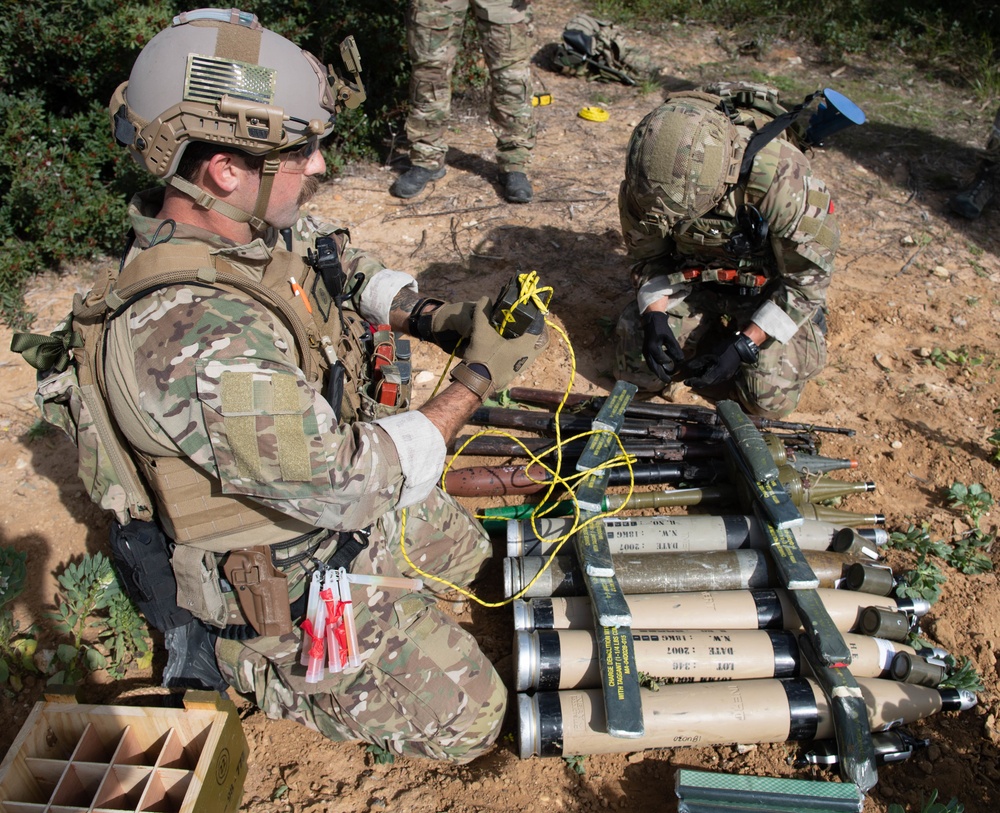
298, 175, 321, 207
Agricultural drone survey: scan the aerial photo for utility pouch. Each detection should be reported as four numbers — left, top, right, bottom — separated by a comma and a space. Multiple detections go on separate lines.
222, 546, 293, 637
108, 519, 193, 632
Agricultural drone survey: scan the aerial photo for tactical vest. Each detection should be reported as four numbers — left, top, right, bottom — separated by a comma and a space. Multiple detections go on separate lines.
629, 85, 796, 291
18, 238, 409, 553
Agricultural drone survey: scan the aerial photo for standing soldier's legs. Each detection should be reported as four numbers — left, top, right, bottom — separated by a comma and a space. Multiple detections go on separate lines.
735, 311, 827, 418
214, 489, 505, 762
405, 0, 469, 170
474, 0, 535, 173
949, 104, 1000, 219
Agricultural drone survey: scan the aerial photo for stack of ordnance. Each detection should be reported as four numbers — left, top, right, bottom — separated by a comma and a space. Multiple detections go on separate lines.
449, 387, 976, 790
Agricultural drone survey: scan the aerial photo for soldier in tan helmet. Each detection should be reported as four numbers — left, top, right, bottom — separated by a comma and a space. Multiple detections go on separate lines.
24, 8, 548, 762
614, 83, 856, 419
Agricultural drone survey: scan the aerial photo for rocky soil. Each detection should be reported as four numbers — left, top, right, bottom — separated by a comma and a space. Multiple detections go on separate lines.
1, 2, 999, 811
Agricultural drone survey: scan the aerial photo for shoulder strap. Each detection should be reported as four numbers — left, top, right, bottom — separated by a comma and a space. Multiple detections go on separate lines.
109, 243, 317, 381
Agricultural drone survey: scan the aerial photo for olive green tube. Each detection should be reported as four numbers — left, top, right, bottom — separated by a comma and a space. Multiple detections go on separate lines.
505, 550, 860, 598
512, 588, 931, 633
518, 678, 976, 758
478, 496, 884, 532
514, 628, 916, 691
777, 466, 876, 504
506, 515, 885, 560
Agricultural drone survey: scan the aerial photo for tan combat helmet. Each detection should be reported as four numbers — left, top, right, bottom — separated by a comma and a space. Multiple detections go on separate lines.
109, 7, 365, 230
621, 92, 744, 238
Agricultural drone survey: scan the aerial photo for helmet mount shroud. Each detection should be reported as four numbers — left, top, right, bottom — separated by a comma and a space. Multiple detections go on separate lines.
110, 8, 365, 232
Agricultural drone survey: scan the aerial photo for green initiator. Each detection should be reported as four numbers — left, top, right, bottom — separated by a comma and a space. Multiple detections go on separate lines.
570, 380, 642, 738
718, 400, 877, 793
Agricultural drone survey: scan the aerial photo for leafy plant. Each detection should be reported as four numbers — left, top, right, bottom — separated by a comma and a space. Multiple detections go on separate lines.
945, 529, 994, 575
941, 655, 985, 693
926, 346, 986, 371
46, 552, 149, 684
889, 523, 951, 558
888, 788, 964, 813
895, 557, 947, 604
366, 743, 396, 765
987, 408, 1000, 465
100, 592, 152, 678
563, 754, 587, 775
0, 546, 39, 692
946, 482, 994, 527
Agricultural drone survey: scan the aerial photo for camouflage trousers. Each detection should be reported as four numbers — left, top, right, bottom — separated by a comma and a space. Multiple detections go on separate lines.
405, 0, 535, 172
214, 487, 505, 763
614, 296, 827, 418
984, 104, 1000, 165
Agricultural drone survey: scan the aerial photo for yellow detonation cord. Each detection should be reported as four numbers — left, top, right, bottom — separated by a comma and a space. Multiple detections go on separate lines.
399, 271, 637, 608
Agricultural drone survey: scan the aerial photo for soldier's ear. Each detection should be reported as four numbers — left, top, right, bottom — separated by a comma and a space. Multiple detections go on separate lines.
203, 152, 245, 194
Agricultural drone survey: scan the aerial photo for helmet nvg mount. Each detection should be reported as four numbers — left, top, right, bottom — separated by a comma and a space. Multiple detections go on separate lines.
110, 8, 365, 230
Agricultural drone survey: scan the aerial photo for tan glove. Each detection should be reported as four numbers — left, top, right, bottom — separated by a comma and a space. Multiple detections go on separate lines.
428, 300, 477, 352
450, 297, 549, 399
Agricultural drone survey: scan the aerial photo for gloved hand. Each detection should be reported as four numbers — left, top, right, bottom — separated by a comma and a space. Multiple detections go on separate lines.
684, 332, 759, 390
410, 298, 476, 353
450, 297, 549, 399
429, 300, 477, 353
641, 311, 684, 382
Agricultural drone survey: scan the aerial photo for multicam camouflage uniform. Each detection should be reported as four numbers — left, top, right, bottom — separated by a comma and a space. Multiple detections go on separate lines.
615, 91, 839, 418
404, 0, 535, 172
102, 189, 505, 762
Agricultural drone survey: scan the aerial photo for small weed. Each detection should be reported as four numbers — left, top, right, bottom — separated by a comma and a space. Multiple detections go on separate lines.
366, 744, 396, 764
966, 296, 980, 307
46, 553, 150, 684
987, 409, 1000, 465
563, 754, 587, 775
946, 482, 994, 527
895, 557, 947, 604
0, 547, 39, 693
888, 788, 964, 813
941, 656, 985, 694
946, 529, 995, 575
889, 524, 951, 558
926, 346, 986, 371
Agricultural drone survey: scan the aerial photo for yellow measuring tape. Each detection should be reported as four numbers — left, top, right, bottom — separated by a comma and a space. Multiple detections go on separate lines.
578, 106, 610, 122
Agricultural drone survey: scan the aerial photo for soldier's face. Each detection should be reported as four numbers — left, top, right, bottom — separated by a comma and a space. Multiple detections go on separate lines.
263, 145, 327, 229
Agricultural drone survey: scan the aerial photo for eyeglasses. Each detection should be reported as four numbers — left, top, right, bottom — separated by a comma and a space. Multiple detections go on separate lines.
280, 135, 321, 160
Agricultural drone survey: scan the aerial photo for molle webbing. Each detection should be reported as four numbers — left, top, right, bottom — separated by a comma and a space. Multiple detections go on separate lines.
137, 453, 316, 551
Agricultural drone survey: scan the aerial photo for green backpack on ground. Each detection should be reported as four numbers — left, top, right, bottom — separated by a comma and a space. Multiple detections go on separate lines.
553, 13, 653, 86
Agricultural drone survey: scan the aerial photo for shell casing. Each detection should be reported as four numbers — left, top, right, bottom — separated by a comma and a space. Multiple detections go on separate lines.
844, 562, 896, 596
512, 588, 929, 633
506, 515, 882, 562
504, 549, 861, 598
514, 628, 914, 691
518, 678, 955, 758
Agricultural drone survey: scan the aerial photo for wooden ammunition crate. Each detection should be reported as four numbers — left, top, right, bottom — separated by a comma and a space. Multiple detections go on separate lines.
0, 691, 247, 813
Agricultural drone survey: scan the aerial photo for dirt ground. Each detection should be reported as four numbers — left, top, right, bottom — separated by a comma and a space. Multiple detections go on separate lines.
2, 2, 1000, 811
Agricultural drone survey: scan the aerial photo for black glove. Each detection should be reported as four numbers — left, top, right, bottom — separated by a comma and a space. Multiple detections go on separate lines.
684, 332, 759, 389
641, 311, 684, 382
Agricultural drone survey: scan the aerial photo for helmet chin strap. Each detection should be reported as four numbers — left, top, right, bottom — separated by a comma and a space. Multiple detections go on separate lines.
167, 149, 282, 233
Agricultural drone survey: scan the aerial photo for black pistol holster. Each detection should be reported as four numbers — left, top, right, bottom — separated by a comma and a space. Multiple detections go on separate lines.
108, 519, 229, 694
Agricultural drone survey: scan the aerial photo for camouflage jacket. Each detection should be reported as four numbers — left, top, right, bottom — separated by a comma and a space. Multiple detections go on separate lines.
102, 190, 445, 546
620, 130, 839, 344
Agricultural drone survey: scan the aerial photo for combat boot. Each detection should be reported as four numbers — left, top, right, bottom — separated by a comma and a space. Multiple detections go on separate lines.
949, 165, 998, 219
390, 165, 446, 198
500, 171, 533, 204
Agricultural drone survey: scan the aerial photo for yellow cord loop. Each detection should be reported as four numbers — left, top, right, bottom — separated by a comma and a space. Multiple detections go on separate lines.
402, 273, 637, 608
